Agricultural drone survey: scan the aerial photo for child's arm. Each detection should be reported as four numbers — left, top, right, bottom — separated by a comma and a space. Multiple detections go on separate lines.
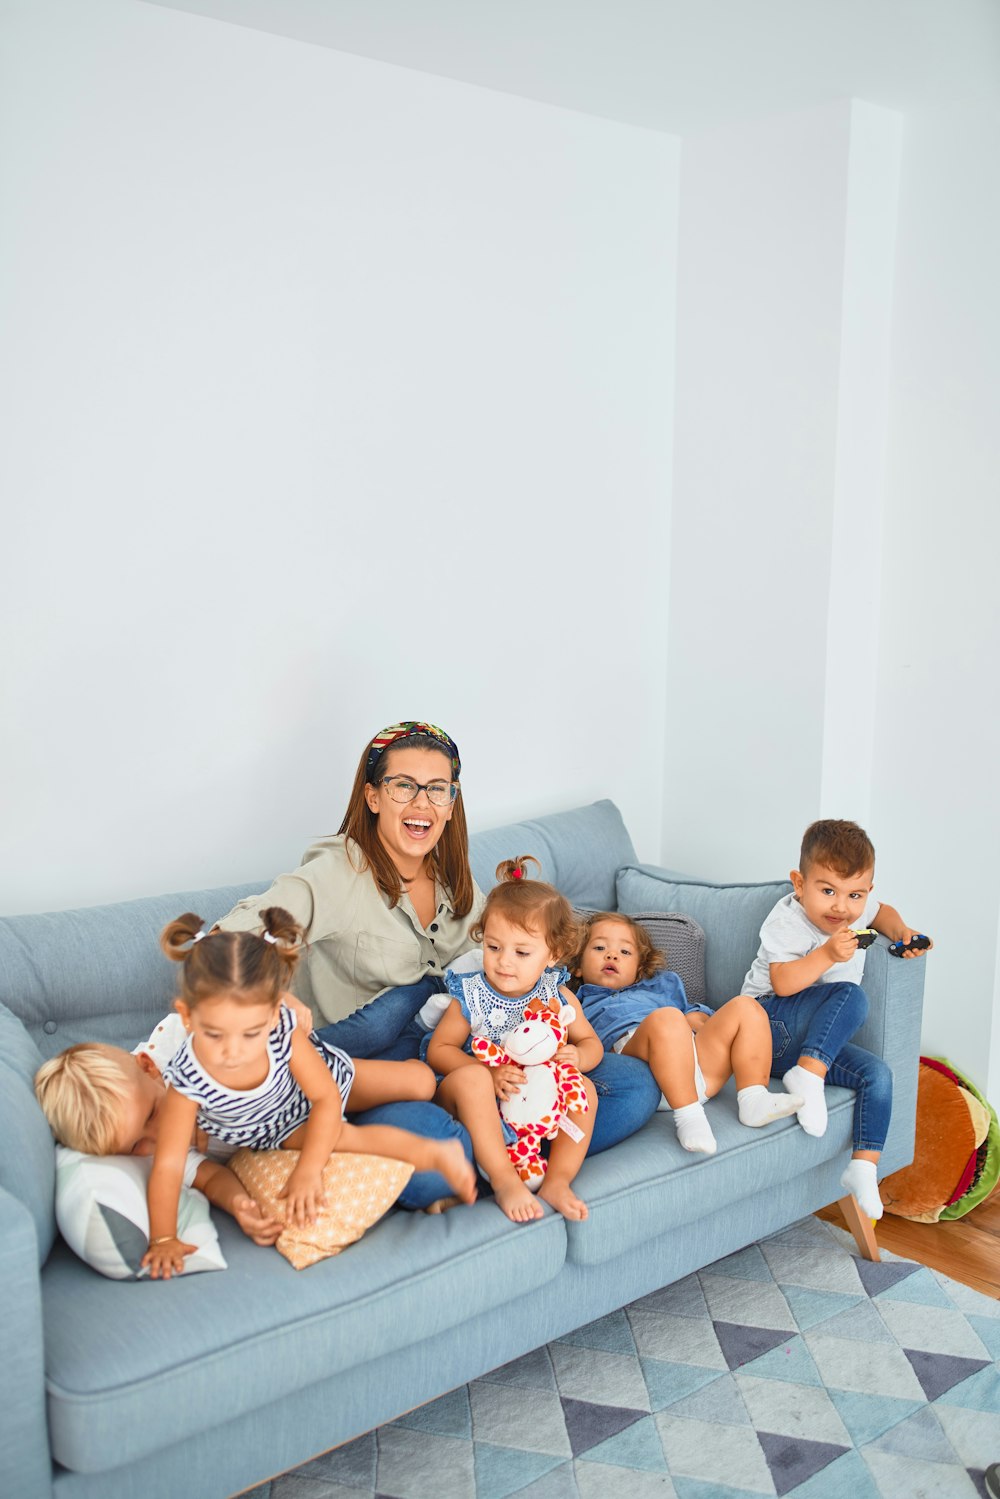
143, 1088, 202, 1280
191, 1162, 283, 1246
557, 986, 604, 1073
427, 1000, 526, 1102
282, 1027, 348, 1225
871, 903, 933, 955
769, 927, 859, 996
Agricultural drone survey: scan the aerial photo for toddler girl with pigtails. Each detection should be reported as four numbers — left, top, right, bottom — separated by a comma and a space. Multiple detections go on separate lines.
144, 906, 475, 1279
426, 857, 603, 1224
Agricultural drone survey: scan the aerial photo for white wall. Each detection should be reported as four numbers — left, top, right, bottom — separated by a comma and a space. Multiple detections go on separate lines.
664, 94, 1000, 1099
663, 100, 900, 877
0, 0, 678, 913
872, 100, 1000, 1097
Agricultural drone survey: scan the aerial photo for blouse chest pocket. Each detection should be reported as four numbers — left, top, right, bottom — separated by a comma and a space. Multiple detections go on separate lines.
352, 931, 426, 999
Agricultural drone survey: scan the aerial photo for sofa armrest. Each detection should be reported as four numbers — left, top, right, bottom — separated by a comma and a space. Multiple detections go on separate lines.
0, 1187, 51, 1499
851, 941, 925, 1175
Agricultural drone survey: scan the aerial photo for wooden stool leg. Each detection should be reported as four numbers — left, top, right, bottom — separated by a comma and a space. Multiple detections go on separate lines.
838, 1193, 881, 1261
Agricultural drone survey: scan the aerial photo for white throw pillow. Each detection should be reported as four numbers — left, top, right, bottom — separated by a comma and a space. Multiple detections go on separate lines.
54, 1145, 226, 1280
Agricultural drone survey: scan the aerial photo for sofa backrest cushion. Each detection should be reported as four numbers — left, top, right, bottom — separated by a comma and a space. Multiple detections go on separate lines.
469, 800, 636, 911
0, 1000, 55, 1263
0, 883, 266, 1057
616, 865, 792, 1004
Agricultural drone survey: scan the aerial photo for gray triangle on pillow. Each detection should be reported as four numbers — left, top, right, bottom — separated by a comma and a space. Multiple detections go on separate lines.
97, 1204, 149, 1277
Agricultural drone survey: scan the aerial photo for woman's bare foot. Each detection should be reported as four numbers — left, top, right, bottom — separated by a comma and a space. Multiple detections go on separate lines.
493, 1174, 545, 1222
538, 1175, 588, 1221
427, 1140, 477, 1205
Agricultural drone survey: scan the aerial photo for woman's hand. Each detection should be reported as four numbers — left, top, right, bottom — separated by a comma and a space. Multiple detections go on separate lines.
491, 1063, 526, 1101
281, 991, 316, 1033
142, 1235, 196, 1280
280, 1165, 325, 1227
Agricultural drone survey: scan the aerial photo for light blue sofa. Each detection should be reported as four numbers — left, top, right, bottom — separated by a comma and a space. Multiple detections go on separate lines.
0, 800, 925, 1499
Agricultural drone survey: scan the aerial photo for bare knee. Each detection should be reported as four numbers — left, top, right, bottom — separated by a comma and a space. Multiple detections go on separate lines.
437, 1064, 493, 1109
403, 1059, 436, 1101
643, 1007, 690, 1040
729, 994, 767, 1026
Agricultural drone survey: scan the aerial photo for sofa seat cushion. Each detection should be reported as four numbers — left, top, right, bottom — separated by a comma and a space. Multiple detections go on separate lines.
42, 1199, 566, 1473
563, 1082, 856, 1267
617, 866, 792, 1003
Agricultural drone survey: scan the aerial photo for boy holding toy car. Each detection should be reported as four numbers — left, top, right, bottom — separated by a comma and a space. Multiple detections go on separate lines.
742, 818, 932, 1219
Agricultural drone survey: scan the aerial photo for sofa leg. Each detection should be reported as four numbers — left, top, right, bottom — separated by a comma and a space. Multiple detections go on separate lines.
838, 1193, 881, 1261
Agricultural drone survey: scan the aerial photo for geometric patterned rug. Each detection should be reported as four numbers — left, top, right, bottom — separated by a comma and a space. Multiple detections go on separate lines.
244, 1216, 1000, 1499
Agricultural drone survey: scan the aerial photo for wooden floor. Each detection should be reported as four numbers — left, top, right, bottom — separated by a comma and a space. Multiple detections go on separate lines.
817, 1189, 1000, 1300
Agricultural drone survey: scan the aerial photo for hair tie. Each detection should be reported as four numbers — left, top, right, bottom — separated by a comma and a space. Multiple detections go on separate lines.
512, 867, 523, 880
261, 931, 278, 946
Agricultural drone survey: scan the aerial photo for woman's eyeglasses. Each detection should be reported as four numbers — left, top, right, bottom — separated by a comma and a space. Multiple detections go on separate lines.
380, 776, 458, 807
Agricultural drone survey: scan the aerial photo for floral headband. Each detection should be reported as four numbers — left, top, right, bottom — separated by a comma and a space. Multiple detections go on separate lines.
365, 721, 461, 781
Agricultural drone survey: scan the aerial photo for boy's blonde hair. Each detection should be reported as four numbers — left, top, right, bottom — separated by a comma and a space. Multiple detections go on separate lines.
34, 1043, 136, 1155
572, 912, 666, 982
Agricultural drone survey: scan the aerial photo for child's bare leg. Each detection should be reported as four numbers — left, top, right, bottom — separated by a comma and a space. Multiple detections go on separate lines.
696, 996, 802, 1127
538, 1077, 597, 1221
349, 1058, 436, 1110
622, 1010, 716, 1154
435, 1067, 543, 1223
336, 1119, 476, 1204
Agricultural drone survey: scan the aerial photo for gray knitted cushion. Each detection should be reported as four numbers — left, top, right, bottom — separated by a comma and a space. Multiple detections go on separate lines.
572, 909, 708, 1008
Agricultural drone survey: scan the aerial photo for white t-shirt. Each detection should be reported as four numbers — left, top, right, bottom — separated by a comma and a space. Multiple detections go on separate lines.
742, 890, 881, 997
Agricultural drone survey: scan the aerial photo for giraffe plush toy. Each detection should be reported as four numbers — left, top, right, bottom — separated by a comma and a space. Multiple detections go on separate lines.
471, 1001, 589, 1189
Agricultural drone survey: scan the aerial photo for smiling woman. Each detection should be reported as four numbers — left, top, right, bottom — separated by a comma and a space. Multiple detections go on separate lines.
215, 721, 485, 1208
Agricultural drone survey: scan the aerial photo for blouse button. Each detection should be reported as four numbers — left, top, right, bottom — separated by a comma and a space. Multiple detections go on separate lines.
430, 923, 439, 932
428, 960, 436, 968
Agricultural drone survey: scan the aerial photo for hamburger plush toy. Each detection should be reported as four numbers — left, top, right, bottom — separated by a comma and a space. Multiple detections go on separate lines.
880, 1056, 1000, 1221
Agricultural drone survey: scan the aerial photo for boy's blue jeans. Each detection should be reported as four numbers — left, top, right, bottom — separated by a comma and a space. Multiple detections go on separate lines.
757, 981, 892, 1154
315, 977, 661, 1184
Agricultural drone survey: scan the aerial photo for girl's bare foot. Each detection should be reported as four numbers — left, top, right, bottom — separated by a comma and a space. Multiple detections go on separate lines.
538, 1175, 588, 1221
428, 1140, 477, 1204
493, 1175, 545, 1222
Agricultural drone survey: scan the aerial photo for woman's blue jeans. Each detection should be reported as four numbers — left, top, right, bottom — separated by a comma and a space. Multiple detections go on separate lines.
315, 979, 661, 1176
757, 982, 892, 1153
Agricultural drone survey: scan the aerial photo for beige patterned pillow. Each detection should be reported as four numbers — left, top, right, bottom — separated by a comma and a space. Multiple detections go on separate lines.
229, 1149, 413, 1270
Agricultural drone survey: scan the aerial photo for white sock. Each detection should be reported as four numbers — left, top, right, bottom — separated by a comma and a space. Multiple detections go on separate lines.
782, 1064, 828, 1137
737, 1084, 803, 1128
673, 1101, 717, 1155
841, 1158, 883, 1220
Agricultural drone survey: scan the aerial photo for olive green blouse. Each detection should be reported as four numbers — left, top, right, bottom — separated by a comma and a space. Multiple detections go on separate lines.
217, 835, 486, 1025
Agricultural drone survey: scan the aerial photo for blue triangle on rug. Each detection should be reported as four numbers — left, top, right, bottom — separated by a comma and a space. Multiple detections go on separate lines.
855, 1257, 921, 1297
713, 1320, 793, 1370
903, 1348, 992, 1401
827, 1386, 924, 1447
580, 1412, 670, 1471
559, 1395, 645, 1456
757, 1430, 850, 1496
472, 1442, 565, 1499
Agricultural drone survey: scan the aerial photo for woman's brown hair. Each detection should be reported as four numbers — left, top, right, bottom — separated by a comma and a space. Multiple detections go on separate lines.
572, 912, 666, 982
472, 856, 581, 964
337, 731, 475, 916
160, 907, 302, 1009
